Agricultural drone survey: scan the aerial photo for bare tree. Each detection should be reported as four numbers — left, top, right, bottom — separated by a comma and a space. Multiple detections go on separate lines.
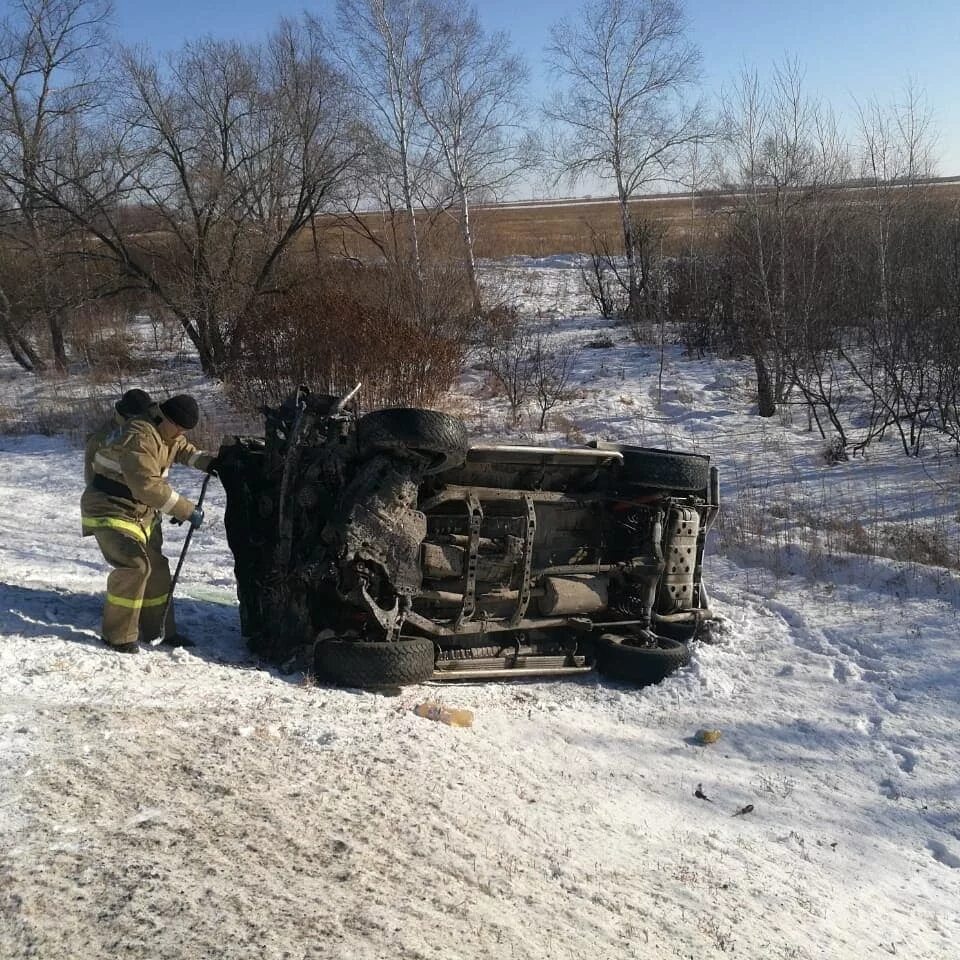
0, 253, 45, 370
532, 335, 579, 430
719, 61, 849, 417
580, 227, 623, 318
30, 19, 358, 376
414, 0, 533, 312
809, 81, 943, 455
544, 0, 704, 324
0, 0, 112, 371
332, 0, 436, 281
482, 320, 535, 426
856, 79, 937, 332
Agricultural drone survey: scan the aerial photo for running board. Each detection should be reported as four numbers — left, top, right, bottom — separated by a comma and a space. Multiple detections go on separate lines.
432, 654, 593, 681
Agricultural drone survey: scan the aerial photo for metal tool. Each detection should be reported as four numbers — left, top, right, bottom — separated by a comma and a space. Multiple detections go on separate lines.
159, 471, 213, 642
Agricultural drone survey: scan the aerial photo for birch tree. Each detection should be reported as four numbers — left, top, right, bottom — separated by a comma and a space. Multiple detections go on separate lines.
544, 0, 703, 325
414, 0, 533, 311
333, 0, 435, 279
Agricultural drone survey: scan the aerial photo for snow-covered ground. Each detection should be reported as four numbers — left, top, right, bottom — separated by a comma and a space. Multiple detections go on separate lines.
2, 261, 959, 959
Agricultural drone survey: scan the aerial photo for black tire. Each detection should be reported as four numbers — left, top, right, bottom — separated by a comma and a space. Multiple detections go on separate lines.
594, 633, 691, 686
651, 619, 700, 643
316, 636, 435, 688
358, 408, 469, 474
589, 441, 709, 492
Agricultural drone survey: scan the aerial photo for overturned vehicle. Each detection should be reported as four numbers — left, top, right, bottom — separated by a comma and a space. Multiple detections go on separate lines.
217, 389, 719, 689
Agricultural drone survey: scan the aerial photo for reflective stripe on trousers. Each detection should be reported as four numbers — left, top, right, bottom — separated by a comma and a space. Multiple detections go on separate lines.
91, 522, 175, 645
106, 592, 169, 610
82, 514, 154, 544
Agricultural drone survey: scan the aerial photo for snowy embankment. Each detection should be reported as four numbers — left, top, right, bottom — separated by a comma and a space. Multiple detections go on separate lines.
2, 261, 960, 959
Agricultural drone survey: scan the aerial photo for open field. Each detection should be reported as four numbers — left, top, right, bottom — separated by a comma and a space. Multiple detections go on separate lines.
321, 176, 960, 259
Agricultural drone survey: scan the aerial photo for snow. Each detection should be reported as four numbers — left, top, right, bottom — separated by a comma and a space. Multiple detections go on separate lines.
2, 263, 960, 959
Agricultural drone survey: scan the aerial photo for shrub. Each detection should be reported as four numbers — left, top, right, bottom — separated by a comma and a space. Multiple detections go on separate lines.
822, 436, 848, 465
72, 319, 153, 376
882, 523, 954, 569
226, 259, 476, 412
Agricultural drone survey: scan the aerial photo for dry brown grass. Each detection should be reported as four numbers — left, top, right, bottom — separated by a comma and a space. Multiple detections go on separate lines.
317, 194, 710, 260
315, 179, 960, 260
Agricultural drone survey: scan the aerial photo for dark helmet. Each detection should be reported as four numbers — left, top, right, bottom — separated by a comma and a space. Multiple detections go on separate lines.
115, 389, 153, 418
159, 394, 200, 430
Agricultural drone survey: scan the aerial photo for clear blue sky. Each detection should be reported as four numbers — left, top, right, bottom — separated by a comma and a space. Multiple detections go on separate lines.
112, 0, 960, 183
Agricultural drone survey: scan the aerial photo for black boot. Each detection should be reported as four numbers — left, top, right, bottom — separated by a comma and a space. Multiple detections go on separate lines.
160, 633, 196, 649
106, 640, 140, 654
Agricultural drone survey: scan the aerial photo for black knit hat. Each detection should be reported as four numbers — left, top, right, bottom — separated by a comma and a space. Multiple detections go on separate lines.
115, 388, 152, 418
159, 394, 200, 430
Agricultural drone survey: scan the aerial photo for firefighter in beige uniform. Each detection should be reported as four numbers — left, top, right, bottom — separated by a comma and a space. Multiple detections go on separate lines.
83, 389, 153, 485
81, 394, 215, 653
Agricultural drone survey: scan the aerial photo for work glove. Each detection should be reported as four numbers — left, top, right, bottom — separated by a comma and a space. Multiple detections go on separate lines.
188, 506, 204, 530
205, 455, 221, 476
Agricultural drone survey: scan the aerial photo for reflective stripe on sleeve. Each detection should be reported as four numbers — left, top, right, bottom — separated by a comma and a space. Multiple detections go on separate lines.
82, 516, 148, 544
106, 592, 169, 610
93, 452, 122, 474
159, 491, 180, 514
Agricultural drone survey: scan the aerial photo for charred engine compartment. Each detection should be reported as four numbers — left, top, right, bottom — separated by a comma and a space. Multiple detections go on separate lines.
217, 393, 440, 663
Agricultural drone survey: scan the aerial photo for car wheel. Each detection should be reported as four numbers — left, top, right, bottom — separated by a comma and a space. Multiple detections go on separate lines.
589, 441, 710, 491
357, 408, 469, 475
594, 632, 691, 686
315, 636, 435, 688
651, 619, 700, 643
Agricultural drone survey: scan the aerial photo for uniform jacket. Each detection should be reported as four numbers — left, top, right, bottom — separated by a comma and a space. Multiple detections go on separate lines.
83, 411, 124, 485
81, 404, 214, 541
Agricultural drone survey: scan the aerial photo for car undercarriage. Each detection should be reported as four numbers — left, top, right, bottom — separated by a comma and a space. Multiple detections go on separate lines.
217, 389, 719, 688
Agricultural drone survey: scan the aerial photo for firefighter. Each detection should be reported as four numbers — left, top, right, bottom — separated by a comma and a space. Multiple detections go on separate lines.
81, 394, 217, 653
83, 389, 153, 485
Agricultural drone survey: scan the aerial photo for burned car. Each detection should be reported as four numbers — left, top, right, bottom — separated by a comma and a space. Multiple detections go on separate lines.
217, 388, 718, 688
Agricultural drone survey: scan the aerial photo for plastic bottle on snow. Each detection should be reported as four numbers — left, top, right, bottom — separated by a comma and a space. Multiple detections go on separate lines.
412, 701, 474, 727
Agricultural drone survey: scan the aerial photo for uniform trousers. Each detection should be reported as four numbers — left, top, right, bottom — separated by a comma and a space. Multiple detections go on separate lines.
93, 520, 177, 645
